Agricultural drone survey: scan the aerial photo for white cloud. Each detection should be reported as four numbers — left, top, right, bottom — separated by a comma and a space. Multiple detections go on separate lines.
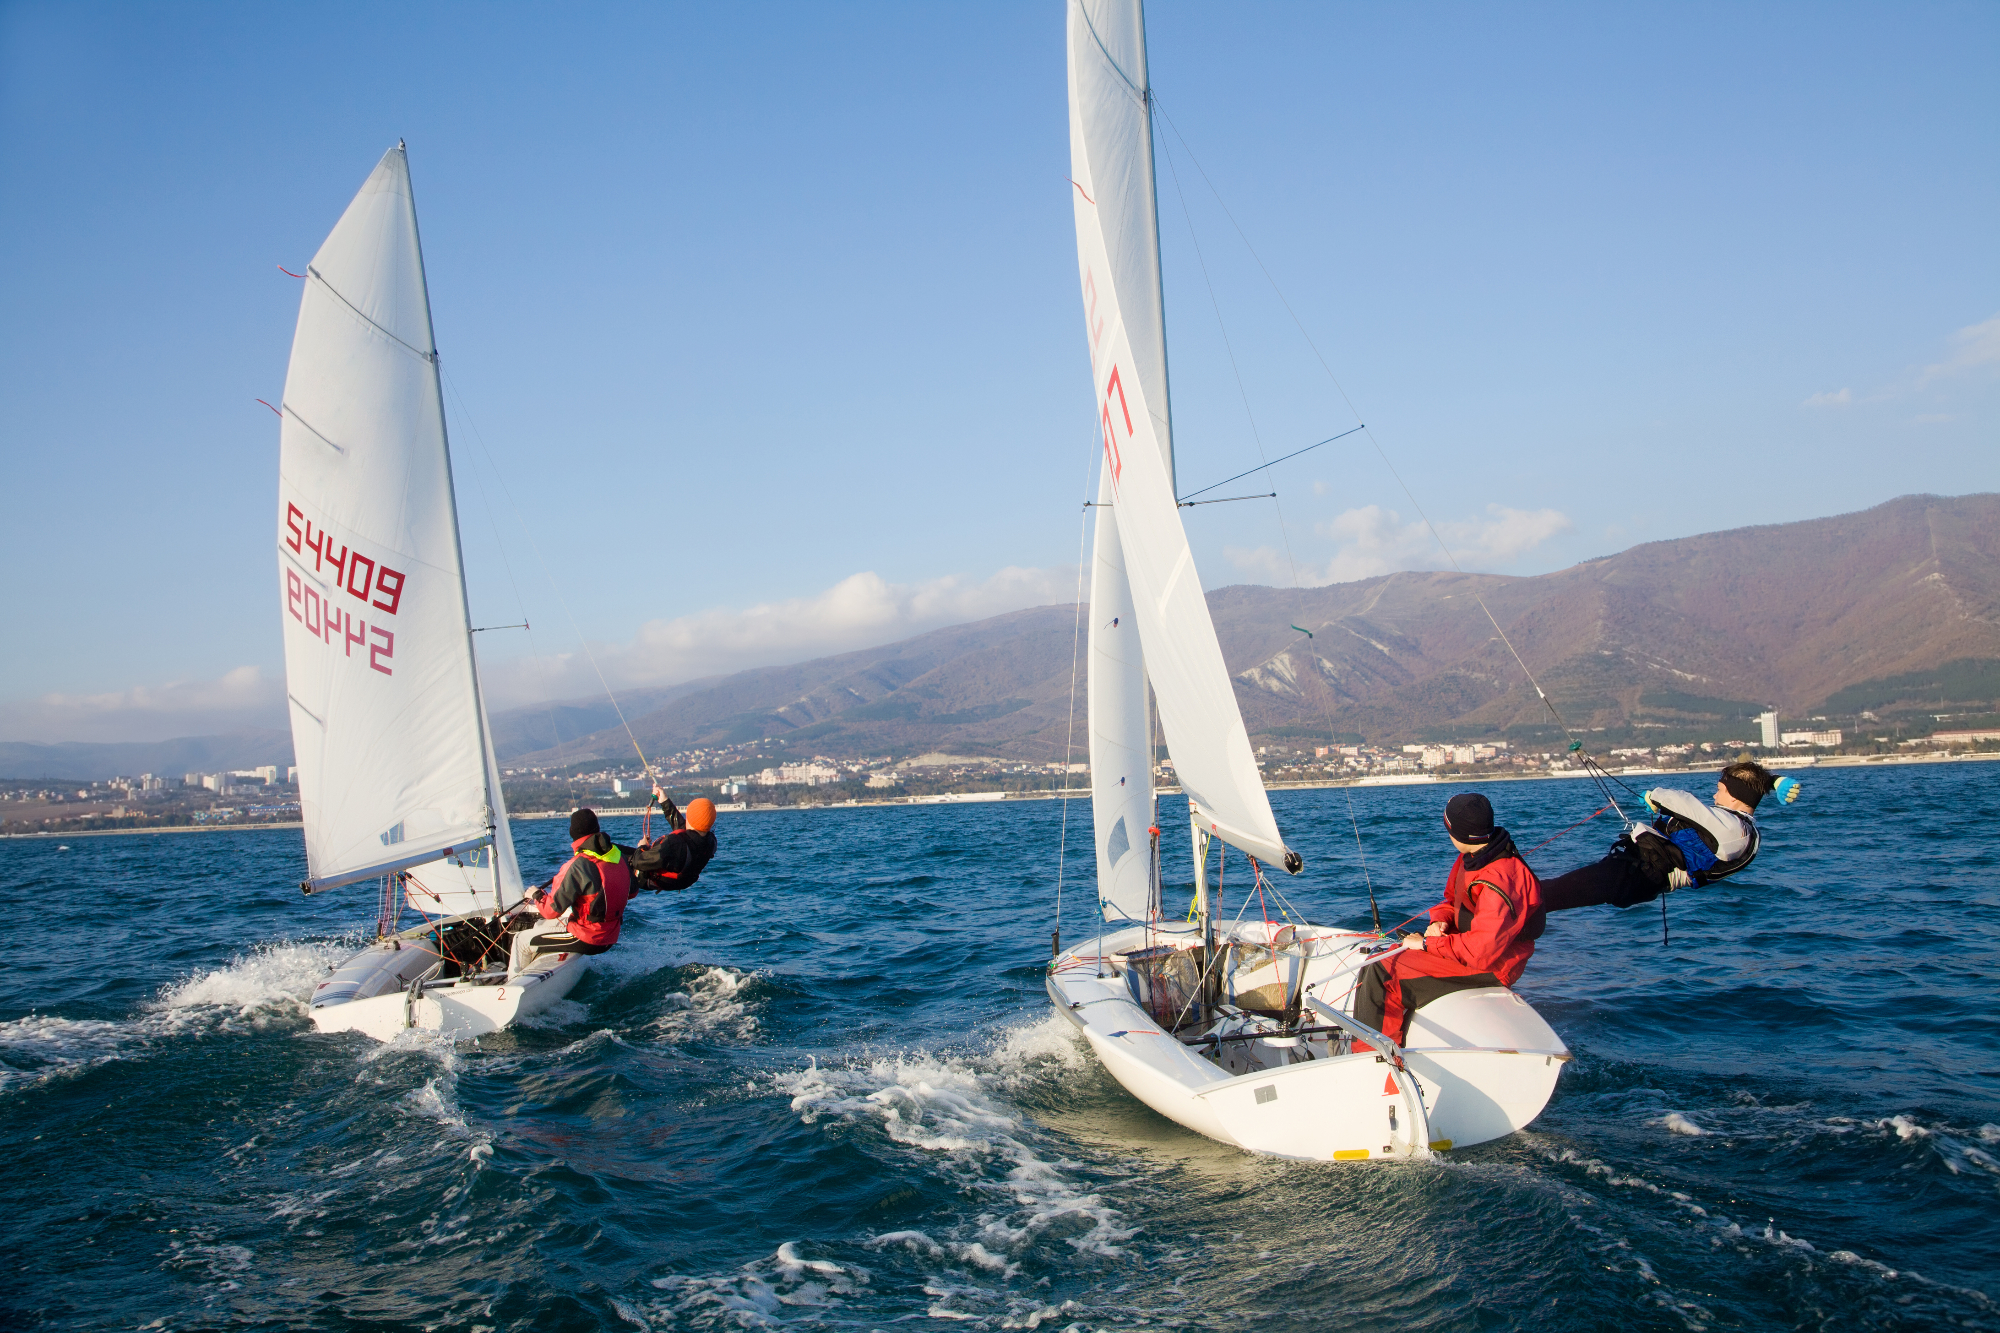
0, 666, 286, 744
1221, 544, 1296, 583
1, 567, 1082, 743
1229, 503, 1572, 587
1920, 313, 2000, 384
481, 564, 1080, 709
1802, 387, 1853, 408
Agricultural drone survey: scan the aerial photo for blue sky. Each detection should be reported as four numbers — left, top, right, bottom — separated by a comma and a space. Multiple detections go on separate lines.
2, 2, 1994, 742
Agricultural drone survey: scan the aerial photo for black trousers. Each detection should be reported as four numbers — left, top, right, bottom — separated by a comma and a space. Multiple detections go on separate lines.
1354, 964, 1502, 1044
1540, 849, 1667, 912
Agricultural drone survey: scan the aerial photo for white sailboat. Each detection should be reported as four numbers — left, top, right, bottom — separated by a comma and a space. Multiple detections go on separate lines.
1046, 1, 1569, 1160
277, 144, 586, 1041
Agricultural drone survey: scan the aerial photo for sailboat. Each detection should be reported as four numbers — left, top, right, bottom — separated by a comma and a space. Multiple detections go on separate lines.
277, 144, 586, 1041
1046, 1, 1569, 1160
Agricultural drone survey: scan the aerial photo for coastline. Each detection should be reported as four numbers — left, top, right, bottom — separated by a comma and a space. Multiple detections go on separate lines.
0, 821, 305, 841
5, 750, 1991, 839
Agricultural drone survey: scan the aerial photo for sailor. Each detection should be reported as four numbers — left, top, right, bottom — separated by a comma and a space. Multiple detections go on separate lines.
1540, 760, 1799, 913
629, 787, 719, 892
1353, 792, 1543, 1051
526, 808, 633, 955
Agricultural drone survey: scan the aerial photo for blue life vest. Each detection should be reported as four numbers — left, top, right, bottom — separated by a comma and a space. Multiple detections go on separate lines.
1666, 827, 1720, 877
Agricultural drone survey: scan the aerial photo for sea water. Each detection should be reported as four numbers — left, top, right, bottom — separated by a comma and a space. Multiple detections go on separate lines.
1, 763, 1994, 1331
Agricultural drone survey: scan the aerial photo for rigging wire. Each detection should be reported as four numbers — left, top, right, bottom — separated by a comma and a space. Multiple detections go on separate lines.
1151, 99, 1631, 822
1056, 393, 1112, 959
443, 372, 572, 781
1155, 127, 1305, 598
1345, 791, 1383, 932
1164, 106, 1403, 933
1053, 486, 1095, 960
1177, 424, 1365, 503
438, 368, 663, 791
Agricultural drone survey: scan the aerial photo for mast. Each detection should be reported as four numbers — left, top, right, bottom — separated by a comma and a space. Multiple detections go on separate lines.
402, 143, 508, 909
1070, 0, 1298, 958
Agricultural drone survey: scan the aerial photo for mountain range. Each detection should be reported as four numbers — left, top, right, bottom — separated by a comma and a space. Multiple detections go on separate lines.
506, 492, 2000, 767
8, 493, 1994, 780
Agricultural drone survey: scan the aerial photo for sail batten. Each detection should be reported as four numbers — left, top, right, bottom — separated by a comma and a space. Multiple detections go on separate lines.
277, 145, 517, 915
1069, 0, 1295, 877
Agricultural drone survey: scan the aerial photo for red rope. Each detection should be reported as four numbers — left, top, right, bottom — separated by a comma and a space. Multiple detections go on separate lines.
1525, 803, 1614, 856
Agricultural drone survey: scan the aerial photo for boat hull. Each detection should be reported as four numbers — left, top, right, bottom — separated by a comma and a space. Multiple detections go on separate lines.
1048, 922, 1567, 1160
309, 921, 589, 1042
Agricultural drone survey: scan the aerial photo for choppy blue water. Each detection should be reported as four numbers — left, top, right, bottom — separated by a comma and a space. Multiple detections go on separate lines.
2, 763, 1996, 1331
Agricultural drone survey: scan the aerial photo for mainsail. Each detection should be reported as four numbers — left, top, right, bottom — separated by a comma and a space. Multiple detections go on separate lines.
276, 144, 520, 913
1069, 0, 1297, 878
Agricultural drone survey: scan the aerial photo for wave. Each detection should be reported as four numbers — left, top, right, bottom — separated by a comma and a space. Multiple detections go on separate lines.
633, 1241, 873, 1329
0, 940, 345, 1095
776, 1014, 1132, 1277
1539, 1124, 2000, 1324
651, 965, 762, 1045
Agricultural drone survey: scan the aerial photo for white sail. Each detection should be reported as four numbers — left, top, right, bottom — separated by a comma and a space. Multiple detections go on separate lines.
1088, 473, 1156, 921
1068, 0, 1295, 872
276, 144, 515, 908
1070, 0, 1174, 478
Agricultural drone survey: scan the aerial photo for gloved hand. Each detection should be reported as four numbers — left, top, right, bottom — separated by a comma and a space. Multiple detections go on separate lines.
1773, 775, 1802, 805
1636, 789, 1658, 815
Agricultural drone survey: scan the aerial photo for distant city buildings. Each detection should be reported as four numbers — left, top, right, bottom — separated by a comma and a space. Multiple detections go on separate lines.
754, 762, 841, 787
1781, 729, 1843, 747
1759, 711, 1780, 748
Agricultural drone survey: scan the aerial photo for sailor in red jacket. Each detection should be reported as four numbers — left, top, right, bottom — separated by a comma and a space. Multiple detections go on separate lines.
1354, 792, 1544, 1050
527, 808, 633, 956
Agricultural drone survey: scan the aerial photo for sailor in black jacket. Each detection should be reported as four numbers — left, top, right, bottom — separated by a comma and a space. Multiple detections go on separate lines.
629, 791, 719, 892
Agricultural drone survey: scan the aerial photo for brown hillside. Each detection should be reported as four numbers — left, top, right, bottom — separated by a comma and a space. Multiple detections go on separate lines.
502, 493, 2000, 764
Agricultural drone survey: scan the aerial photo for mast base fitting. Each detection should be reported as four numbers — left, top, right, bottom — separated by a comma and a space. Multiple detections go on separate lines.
1283, 850, 1303, 875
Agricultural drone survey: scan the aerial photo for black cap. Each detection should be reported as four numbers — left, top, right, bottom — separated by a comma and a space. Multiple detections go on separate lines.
1444, 792, 1495, 844
569, 808, 600, 840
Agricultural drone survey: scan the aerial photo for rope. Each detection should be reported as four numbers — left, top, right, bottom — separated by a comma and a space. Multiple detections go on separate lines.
1525, 803, 1615, 856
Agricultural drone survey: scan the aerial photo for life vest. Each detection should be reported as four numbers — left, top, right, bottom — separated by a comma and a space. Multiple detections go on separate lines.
1438, 849, 1542, 982
1654, 811, 1760, 886
555, 843, 631, 948
639, 830, 717, 892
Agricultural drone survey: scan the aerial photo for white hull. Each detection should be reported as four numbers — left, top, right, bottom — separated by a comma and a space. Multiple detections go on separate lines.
310, 918, 588, 1042
1048, 920, 1568, 1161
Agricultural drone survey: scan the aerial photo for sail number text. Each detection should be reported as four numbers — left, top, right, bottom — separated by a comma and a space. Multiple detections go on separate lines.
284, 503, 406, 615
283, 502, 402, 676
1100, 364, 1131, 487
286, 570, 395, 675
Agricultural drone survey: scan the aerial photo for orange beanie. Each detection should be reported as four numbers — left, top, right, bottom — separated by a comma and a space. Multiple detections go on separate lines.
684, 797, 717, 832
